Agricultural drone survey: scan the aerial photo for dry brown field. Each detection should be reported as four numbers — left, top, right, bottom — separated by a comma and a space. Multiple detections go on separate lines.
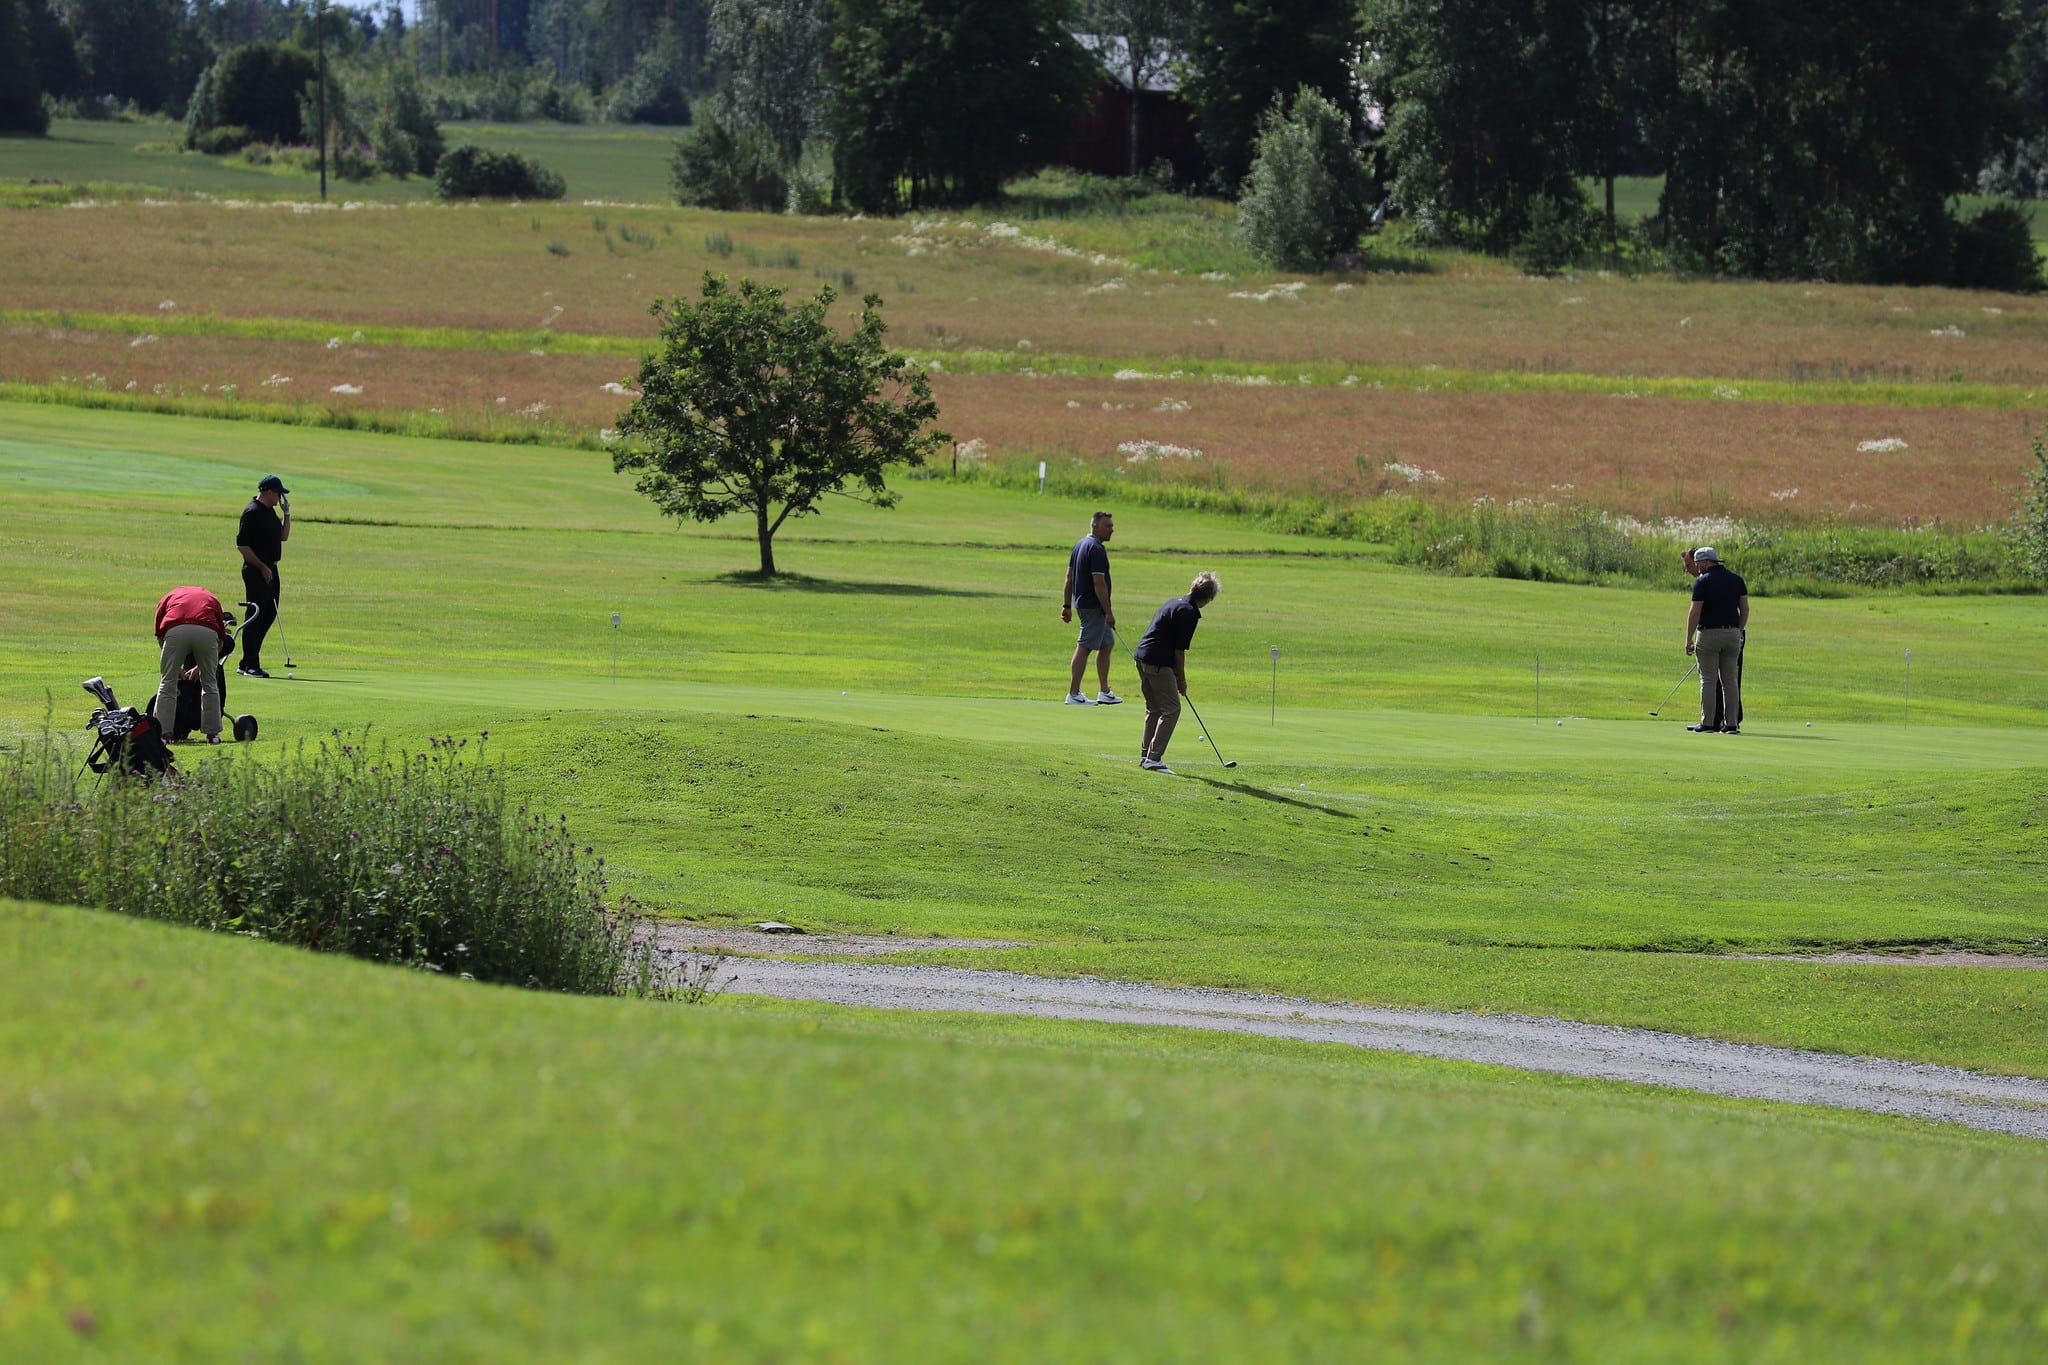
11, 203, 2048, 381
6, 201, 2048, 528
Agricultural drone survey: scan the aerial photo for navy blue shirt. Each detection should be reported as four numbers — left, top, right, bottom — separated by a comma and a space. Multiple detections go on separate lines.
1134, 595, 1202, 665
1691, 566, 1748, 630
1068, 535, 1110, 609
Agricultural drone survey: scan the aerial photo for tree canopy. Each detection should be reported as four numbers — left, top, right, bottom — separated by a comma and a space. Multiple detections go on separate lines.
829, 0, 1096, 211
1182, 0, 1360, 193
613, 276, 947, 576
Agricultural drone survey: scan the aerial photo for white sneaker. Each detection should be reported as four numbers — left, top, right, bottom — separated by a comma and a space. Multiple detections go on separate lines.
1064, 693, 1093, 705
1096, 690, 1124, 705
1140, 758, 1175, 774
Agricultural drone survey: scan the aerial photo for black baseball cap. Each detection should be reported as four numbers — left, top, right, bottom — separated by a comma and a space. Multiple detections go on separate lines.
258, 475, 290, 494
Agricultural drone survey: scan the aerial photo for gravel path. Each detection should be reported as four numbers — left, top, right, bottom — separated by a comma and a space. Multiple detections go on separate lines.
690, 952, 2048, 1140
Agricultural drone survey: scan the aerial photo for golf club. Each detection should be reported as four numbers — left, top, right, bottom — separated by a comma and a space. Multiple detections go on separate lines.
1650, 661, 1699, 716
1180, 693, 1237, 769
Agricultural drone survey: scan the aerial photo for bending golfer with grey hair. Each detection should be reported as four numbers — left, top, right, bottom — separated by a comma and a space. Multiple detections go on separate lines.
1133, 571, 1220, 774
1685, 547, 1749, 733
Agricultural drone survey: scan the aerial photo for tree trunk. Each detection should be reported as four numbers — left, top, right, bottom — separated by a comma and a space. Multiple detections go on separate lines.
757, 504, 776, 575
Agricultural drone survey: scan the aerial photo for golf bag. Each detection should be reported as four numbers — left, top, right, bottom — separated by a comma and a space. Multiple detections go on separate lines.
169, 664, 258, 743
81, 678, 174, 778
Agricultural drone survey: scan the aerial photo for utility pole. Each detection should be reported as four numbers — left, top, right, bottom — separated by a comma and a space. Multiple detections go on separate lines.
316, 0, 328, 202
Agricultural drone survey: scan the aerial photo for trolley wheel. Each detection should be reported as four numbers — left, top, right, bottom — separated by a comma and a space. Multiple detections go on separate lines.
232, 714, 259, 743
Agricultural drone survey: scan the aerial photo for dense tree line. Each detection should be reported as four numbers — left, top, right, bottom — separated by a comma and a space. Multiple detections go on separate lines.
4, 0, 2043, 286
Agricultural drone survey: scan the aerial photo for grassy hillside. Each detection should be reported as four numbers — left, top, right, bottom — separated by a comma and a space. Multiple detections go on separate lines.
6, 899, 2047, 1361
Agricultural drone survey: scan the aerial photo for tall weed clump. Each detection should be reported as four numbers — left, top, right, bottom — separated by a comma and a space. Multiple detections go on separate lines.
0, 732, 635, 994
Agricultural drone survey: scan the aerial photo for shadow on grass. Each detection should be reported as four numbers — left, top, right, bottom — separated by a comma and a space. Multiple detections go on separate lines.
710, 571, 1004, 599
1180, 773, 1357, 819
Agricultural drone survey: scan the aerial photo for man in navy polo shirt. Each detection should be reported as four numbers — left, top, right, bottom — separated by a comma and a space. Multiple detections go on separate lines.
235, 474, 292, 678
1685, 546, 1749, 733
1133, 571, 1221, 774
1061, 510, 1122, 705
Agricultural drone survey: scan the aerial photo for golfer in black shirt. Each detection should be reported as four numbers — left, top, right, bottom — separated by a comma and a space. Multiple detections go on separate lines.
1685, 546, 1748, 733
1132, 571, 1220, 774
236, 475, 291, 677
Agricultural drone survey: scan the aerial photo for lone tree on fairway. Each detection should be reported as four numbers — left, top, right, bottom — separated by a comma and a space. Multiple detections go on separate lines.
613, 275, 946, 575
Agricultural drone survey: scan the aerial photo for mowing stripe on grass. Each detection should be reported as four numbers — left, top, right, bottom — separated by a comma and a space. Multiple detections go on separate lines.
13, 308, 2048, 410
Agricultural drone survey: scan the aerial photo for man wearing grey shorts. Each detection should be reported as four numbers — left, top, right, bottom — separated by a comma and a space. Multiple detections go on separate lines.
1061, 510, 1123, 705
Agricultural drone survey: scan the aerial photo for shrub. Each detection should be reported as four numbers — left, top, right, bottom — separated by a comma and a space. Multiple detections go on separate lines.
1236, 86, 1374, 271
2006, 432, 2048, 581
184, 41, 318, 149
369, 63, 442, 178
0, 732, 644, 994
670, 114, 785, 211
604, 22, 695, 125
191, 123, 256, 156
1949, 202, 2044, 293
1511, 196, 1593, 277
434, 143, 566, 200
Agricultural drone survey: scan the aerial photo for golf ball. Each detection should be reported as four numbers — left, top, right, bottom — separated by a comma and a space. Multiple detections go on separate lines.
841, 691, 848, 695
286, 672, 294, 679
1556, 719, 1564, 726
1805, 722, 1813, 727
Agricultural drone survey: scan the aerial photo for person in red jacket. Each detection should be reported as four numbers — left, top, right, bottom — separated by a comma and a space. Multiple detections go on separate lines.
154, 586, 231, 744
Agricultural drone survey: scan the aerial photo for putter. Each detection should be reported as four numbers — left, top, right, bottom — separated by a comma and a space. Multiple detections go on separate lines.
1650, 661, 1699, 716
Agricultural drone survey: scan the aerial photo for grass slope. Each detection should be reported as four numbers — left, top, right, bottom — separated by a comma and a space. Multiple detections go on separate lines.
6, 900, 2047, 1361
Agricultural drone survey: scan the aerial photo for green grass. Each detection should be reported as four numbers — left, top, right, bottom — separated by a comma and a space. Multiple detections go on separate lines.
7, 899, 2048, 1361
2, 401, 2045, 1082
0, 119, 685, 205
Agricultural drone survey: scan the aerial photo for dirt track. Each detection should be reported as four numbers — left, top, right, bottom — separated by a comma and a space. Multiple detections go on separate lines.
657, 928, 2048, 1141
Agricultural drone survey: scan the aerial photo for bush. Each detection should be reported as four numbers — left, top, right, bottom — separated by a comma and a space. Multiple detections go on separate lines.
184, 41, 318, 149
0, 732, 642, 994
434, 143, 566, 200
1949, 202, 2044, 293
2007, 432, 2048, 581
604, 21, 695, 125
670, 114, 785, 211
368, 63, 441, 178
1511, 196, 1591, 277
190, 123, 256, 156
1236, 86, 1374, 271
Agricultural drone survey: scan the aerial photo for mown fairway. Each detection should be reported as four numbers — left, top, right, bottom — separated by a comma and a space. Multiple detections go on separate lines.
3, 400, 2045, 1080
4, 163, 2048, 1358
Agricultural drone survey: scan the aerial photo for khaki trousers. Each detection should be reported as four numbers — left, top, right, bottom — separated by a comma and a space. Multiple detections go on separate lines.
156, 622, 221, 738
1138, 662, 1181, 761
1696, 627, 1744, 730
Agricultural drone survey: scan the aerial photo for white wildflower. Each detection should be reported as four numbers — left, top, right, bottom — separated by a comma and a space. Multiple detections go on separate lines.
1385, 461, 1443, 484
1857, 438, 1910, 453
1066, 400, 1081, 409
1678, 317, 1692, 328
1087, 277, 1127, 294
518, 400, 549, 417
1200, 271, 1231, 282
1712, 385, 1741, 399
1769, 488, 1799, 500
157, 299, 175, 311
601, 381, 634, 396
129, 334, 158, 347
260, 374, 292, 387
1982, 306, 2005, 316
1117, 440, 1203, 464
956, 438, 990, 462
1154, 398, 1190, 413
325, 337, 342, 350
1016, 339, 1033, 350
329, 383, 363, 395
1112, 368, 1156, 381
1929, 325, 1965, 338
